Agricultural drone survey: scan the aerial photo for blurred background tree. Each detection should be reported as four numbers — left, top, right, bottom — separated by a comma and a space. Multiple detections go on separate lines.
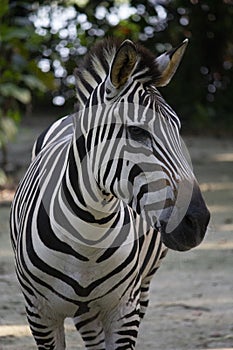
1, 0, 233, 180
0, 0, 55, 181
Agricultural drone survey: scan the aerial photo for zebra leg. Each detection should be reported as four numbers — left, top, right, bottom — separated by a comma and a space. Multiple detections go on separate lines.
73, 309, 105, 350
139, 247, 169, 320
25, 302, 66, 350
139, 279, 151, 320
103, 299, 141, 350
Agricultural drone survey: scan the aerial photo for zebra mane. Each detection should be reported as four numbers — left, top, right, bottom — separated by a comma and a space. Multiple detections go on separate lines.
74, 38, 161, 107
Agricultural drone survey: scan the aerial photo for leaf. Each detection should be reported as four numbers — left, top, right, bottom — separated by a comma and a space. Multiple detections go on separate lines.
12, 88, 31, 104
0, 117, 17, 141
1, 27, 31, 41
0, 169, 7, 187
0, 117, 17, 155
0, 83, 31, 104
7, 109, 21, 123
0, 0, 8, 19
28, 61, 58, 90
23, 75, 47, 92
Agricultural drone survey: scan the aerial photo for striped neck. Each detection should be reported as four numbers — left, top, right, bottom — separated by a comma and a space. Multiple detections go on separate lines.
56, 130, 135, 249
63, 121, 121, 219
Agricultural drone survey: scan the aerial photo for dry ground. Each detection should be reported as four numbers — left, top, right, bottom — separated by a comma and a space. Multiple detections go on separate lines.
0, 117, 232, 349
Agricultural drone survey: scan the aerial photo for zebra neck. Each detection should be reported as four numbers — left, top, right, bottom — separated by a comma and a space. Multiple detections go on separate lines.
63, 134, 120, 223
56, 138, 128, 248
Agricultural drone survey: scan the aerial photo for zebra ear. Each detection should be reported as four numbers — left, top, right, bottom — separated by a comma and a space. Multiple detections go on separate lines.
110, 40, 137, 89
155, 39, 188, 87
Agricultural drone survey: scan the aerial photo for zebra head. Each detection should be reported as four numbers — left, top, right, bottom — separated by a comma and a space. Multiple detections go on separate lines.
75, 39, 210, 251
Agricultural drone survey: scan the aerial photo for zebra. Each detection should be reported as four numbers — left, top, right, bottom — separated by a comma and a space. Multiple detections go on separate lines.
10, 38, 210, 350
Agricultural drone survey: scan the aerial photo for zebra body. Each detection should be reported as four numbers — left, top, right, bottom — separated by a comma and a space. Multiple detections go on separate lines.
10, 38, 210, 349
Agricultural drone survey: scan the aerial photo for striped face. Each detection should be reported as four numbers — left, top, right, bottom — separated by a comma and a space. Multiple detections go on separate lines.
76, 39, 210, 251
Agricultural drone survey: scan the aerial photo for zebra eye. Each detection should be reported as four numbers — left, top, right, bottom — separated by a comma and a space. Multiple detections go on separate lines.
128, 126, 151, 141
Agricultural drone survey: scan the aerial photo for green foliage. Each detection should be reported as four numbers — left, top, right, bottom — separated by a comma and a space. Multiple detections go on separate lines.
0, 169, 7, 186
0, 0, 56, 168
0, 116, 17, 149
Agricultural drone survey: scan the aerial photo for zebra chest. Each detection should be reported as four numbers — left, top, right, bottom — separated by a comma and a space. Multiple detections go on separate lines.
31, 239, 140, 301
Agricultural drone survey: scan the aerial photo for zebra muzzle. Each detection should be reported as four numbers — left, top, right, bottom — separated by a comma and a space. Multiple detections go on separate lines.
159, 181, 210, 252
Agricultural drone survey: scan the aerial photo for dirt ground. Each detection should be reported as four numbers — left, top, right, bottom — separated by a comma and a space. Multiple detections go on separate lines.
0, 117, 232, 350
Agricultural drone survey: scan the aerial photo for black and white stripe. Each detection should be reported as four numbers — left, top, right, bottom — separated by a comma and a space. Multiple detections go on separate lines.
10, 38, 209, 349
